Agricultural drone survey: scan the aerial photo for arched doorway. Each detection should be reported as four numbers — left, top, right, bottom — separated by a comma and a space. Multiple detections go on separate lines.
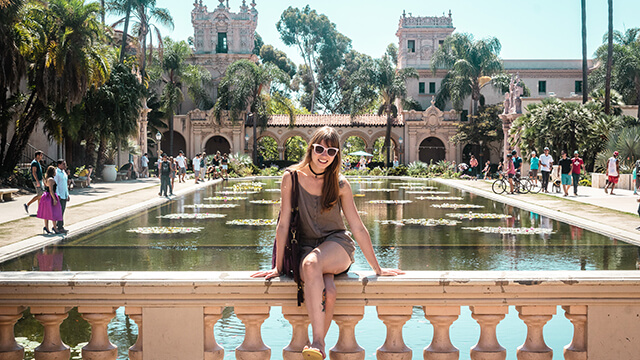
462, 143, 483, 165
419, 137, 446, 163
205, 136, 231, 156
161, 131, 187, 157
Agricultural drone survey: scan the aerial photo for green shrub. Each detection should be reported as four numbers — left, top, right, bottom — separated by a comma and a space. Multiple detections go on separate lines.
369, 167, 385, 176
387, 165, 408, 176
408, 161, 429, 176
260, 166, 283, 176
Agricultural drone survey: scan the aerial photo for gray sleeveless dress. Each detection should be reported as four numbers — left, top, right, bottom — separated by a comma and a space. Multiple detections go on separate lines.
297, 182, 356, 263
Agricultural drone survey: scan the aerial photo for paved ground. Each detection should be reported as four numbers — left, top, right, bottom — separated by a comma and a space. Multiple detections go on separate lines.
0, 176, 219, 261
437, 178, 640, 246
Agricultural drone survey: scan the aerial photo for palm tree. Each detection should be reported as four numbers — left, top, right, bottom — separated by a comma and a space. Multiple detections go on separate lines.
156, 38, 214, 156
106, 0, 135, 63
0, 0, 110, 176
581, 0, 588, 104
110, 0, 173, 78
212, 59, 292, 164
604, 0, 613, 114
431, 33, 503, 117
352, 44, 418, 168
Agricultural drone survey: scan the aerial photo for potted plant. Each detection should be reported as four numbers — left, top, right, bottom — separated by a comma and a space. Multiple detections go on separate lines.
102, 142, 118, 182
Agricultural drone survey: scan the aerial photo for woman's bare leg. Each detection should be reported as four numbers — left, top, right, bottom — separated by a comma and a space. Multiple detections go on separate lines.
322, 274, 336, 337
300, 242, 350, 355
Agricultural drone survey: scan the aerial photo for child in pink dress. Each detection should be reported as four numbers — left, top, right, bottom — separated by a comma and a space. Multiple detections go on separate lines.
37, 166, 63, 234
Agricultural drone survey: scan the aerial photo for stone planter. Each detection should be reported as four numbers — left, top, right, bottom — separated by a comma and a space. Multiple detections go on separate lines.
591, 173, 634, 190
103, 164, 117, 182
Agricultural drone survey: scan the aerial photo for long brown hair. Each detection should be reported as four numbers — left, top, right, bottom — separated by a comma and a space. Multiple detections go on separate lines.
45, 165, 56, 179
291, 126, 342, 211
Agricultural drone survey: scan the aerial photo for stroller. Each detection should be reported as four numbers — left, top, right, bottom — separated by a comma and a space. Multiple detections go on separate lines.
549, 165, 561, 193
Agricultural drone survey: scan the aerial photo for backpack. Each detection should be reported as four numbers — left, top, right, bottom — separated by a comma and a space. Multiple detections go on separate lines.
161, 161, 171, 176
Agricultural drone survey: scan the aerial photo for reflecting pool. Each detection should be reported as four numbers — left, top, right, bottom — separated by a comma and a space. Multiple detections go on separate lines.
3, 178, 638, 359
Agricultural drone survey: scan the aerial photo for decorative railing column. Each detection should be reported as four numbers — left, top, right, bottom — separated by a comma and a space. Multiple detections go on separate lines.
376, 306, 412, 360
31, 307, 71, 360
562, 306, 587, 360
0, 306, 25, 360
125, 307, 142, 360
78, 307, 118, 360
516, 306, 556, 360
204, 307, 224, 360
423, 306, 460, 360
330, 306, 365, 360
470, 306, 508, 360
281, 306, 310, 360
234, 306, 270, 360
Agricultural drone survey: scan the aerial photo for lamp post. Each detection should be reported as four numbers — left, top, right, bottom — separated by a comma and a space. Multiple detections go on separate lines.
399, 136, 404, 164
155, 131, 162, 157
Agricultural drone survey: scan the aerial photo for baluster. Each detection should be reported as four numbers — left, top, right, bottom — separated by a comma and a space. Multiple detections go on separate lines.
562, 306, 587, 360
376, 306, 412, 360
31, 307, 71, 360
423, 306, 459, 360
330, 306, 365, 360
125, 307, 142, 360
516, 306, 556, 360
204, 307, 224, 360
0, 306, 25, 360
470, 306, 508, 360
234, 306, 270, 360
281, 306, 310, 360
78, 307, 118, 360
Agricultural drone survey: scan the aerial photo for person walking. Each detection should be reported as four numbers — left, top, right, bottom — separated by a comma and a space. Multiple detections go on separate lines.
571, 151, 585, 196
482, 160, 491, 180
220, 153, 229, 180
156, 150, 163, 178
200, 152, 207, 181
192, 153, 201, 183
53, 159, 69, 234
469, 155, 479, 180
37, 166, 62, 234
24, 150, 45, 214
251, 126, 403, 360
529, 151, 539, 187
633, 159, 640, 195
604, 151, 620, 195
512, 150, 523, 178
558, 150, 573, 197
539, 147, 554, 193
169, 156, 176, 196
159, 153, 171, 197
505, 153, 516, 194
140, 153, 149, 178
175, 151, 187, 183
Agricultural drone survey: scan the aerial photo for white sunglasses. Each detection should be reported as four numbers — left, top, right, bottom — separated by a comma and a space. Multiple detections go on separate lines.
312, 144, 339, 157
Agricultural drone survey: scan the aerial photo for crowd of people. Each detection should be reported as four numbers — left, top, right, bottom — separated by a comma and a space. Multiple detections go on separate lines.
153, 150, 230, 198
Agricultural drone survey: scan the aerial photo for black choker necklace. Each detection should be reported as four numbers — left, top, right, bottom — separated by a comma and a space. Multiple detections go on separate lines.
309, 164, 326, 178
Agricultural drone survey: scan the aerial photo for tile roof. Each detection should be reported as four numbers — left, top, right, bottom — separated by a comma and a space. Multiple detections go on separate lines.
267, 114, 404, 127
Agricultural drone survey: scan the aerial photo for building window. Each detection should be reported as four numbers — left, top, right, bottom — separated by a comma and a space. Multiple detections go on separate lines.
429, 82, 436, 94
575, 80, 583, 94
538, 80, 546, 94
418, 82, 425, 94
438, 40, 444, 46
217, 32, 228, 53
407, 40, 415, 53
460, 110, 468, 122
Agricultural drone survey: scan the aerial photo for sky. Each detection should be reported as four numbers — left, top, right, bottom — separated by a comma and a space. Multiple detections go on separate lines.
138, 0, 639, 65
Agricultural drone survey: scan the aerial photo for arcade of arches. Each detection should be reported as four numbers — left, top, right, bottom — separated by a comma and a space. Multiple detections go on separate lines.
160, 103, 501, 166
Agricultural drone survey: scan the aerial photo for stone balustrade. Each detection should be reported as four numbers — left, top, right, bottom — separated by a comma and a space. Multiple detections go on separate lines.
0, 271, 639, 360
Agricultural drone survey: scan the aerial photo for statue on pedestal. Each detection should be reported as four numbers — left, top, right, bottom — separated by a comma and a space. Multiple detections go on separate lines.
502, 73, 523, 115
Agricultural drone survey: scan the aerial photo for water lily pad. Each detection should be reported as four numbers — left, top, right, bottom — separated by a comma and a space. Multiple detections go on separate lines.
127, 227, 204, 234
226, 219, 277, 226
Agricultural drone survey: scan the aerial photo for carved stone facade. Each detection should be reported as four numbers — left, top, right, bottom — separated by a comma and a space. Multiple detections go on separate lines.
396, 11, 455, 71
191, 0, 257, 55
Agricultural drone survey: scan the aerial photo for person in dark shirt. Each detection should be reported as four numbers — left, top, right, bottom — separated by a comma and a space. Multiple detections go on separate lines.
24, 150, 45, 214
558, 150, 573, 197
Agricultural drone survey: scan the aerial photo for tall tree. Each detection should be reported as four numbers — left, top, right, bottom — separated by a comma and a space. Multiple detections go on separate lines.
604, 0, 613, 114
277, 5, 351, 113
106, 0, 135, 63
431, 33, 503, 117
0, 0, 110, 176
351, 44, 418, 168
212, 59, 291, 164
581, 0, 588, 104
152, 38, 213, 156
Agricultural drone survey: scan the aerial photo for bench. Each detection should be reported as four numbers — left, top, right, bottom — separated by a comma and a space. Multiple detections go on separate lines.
0, 188, 19, 202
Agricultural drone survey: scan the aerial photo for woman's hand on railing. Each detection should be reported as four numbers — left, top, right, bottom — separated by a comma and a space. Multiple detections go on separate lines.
251, 268, 281, 279
376, 268, 405, 276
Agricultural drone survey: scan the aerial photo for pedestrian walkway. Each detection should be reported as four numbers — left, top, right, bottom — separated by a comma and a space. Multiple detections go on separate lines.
0, 177, 219, 261
438, 178, 640, 246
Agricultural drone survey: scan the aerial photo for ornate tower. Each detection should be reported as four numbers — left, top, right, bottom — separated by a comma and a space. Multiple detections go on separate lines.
396, 10, 455, 70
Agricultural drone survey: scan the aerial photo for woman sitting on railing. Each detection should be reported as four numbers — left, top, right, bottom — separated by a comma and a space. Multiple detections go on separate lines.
252, 126, 403, 360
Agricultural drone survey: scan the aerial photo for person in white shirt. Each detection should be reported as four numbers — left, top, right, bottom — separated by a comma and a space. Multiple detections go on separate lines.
539, 147, 554, 193
604, 151, 620, 195
140, 153, 149, 178
175, 151, 187, 183
54, 159, 69, 234
192, 154, 201, 183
